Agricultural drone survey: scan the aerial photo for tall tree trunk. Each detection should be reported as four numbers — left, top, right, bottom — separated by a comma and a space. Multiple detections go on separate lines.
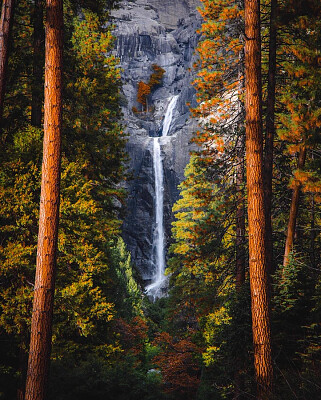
244, 0, 273, 398
234, 137, 246, 400
24, 1, 63, 399
283, 147, 306, 267
0, 0, 15, 129
236, 51, 246, 291
31, 0, 45, 127
236, 141, 246, 289
310, 193, 316, 269
264, 0, 277, 277
234, 48, 246, 400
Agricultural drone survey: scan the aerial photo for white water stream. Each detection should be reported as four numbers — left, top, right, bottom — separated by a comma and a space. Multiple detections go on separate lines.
146, 95, 179, 299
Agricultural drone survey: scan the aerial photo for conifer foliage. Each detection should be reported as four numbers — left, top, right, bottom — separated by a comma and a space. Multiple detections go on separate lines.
0, 0, 321, 399
24, 0, 63, 398
0, 0, 15, 128
0, 1, 146, 399
168, 0, 321, 398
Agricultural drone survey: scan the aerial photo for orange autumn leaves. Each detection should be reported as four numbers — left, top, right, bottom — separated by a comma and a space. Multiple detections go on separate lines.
153, 331, 201, 400
277, 5, 321, 200
136, 64, 165, 111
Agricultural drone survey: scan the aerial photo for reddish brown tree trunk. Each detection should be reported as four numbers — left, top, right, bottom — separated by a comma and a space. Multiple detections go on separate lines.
283, 148, 306, 267
244, 0, 273, 398
264, 0, 277, 277
31, 0, 45, 127
0, 0, 15, 129
24, 1, 63, 399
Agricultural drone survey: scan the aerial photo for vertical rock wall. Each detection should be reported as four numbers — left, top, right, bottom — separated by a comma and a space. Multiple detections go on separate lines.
112, 0, 201, 281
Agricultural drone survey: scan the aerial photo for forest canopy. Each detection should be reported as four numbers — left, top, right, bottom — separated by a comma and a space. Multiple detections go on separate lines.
0, 0, 320, 399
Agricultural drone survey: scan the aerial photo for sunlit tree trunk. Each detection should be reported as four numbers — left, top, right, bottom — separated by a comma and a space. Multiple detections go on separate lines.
0, 0, 15, 129
24, 1, 63, 399
283, 147, 306, 267
31, 0, 44, 127
244, 0, 273, 398
264, 0, 277, 277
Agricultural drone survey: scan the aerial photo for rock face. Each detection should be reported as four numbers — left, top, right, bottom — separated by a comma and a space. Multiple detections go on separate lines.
112, 0, 201, 281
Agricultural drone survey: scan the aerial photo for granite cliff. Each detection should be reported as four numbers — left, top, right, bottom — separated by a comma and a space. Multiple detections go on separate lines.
112, 0, 201, 283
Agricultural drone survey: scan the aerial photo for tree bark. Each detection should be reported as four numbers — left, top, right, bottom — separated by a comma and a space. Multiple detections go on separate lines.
263, 0, 277, 277
24, 1, 63, 399
244, 0, 273, 398
283, 147, 306, 267
310, 193, 316, 269
234, 140, 246, 400
31, 0, 45, 127
233, 47, 246, 400
236, 51, 246, 291
236, 140, 246, 289
0, 0, 15, 129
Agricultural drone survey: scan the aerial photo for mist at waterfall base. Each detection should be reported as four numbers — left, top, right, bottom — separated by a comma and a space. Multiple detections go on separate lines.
145, 95, 179, 300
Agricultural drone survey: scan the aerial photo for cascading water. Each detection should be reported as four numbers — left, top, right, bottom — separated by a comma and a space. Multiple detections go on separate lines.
145, 138, 166, 299
162, 95, 179, 137
146, 95, 179, 299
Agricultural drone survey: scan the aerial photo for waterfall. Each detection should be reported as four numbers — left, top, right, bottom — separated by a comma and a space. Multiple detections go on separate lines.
146, 95, 179, 299
145, 138, 166, 299
162, 95, 179, 137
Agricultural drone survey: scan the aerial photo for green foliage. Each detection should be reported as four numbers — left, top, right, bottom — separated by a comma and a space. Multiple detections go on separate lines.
199, 285, 253, 399
169, 155, 236, 315
271, 255, 321, 398
110, 238, 144, 319
48, 352, 165, 400
0, 127, 42, 338
166, 149, 251, 398
2, 0, 34, 135
0, 2, 143, 399
64, 7, 127, 185
165, 0, 321, 398
1, 0, 321, 399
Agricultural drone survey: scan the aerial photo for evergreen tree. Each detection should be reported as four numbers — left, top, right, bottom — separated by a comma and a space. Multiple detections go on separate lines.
0, 0, 15, 128
0, 1, 133, 398
25, 0, 64, 398
244, 0, 273, 396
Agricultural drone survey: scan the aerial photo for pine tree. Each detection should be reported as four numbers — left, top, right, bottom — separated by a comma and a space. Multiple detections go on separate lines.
0, 0, 15, 129
277, 0, 321, 268
31, 0, 44, 128
24, 0, 63, 398
0, 2, 130, 397
263, 0, 277, 276
244, 0, 273, 397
